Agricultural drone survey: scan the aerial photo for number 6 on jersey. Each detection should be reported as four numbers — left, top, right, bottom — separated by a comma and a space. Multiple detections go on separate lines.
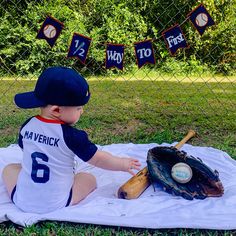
31, 152, 50, 183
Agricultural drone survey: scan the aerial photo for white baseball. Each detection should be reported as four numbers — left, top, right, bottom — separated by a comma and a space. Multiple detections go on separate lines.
195, 13, 208, 27
43, 24, 57, 38
171, 162, 193, 184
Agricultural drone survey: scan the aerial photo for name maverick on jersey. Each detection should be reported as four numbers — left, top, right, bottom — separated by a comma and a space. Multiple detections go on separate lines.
24, 130, 60, 147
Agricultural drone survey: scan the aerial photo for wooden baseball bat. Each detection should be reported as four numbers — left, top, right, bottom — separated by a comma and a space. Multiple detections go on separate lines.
117, 129, 196, 199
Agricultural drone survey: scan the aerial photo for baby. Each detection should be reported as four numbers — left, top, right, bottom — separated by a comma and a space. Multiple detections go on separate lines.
2, 66, 141, 214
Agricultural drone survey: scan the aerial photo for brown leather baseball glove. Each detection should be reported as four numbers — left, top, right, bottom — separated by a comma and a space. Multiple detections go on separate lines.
147, 146, 224, 200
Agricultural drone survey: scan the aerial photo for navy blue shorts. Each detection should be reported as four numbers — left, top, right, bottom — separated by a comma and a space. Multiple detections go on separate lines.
10, 186, 16, 203
65, 188, 72, 207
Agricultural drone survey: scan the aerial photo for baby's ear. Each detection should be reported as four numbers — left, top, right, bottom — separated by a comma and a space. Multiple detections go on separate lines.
50, 105, 60, 117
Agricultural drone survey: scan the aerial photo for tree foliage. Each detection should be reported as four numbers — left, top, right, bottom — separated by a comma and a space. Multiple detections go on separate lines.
0, 0, 235, 75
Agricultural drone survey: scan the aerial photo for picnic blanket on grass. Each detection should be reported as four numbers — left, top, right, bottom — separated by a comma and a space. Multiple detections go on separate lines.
0, 143, 235, 229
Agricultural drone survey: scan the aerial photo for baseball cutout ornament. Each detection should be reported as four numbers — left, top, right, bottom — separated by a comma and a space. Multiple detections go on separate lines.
43, 24, 57, 38
36, 16, 64, 47
188, 4, 215, 36
171, 162, 193, 184
195, 13, 208, 27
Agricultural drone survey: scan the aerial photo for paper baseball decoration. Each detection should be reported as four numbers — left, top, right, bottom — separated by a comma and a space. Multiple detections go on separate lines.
43, 24, 57, 38
195, 13, 208, 27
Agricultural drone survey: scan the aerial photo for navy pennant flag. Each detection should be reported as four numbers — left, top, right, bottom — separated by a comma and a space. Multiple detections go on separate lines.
36, 16, 64, 47
105, 43, 124, 70
134, 40, 155, 68
162, 24, 188, 56
188, 4, 215, 36
67, 33, 92, 64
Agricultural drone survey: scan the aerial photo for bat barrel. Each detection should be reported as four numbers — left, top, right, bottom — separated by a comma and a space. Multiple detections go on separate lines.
117, 167, 149, 199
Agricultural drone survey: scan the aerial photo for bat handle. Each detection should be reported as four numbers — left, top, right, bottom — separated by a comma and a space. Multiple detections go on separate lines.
174, 129, 196, 149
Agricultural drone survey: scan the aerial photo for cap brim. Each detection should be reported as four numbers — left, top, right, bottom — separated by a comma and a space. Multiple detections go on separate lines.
14, 91, 46, 109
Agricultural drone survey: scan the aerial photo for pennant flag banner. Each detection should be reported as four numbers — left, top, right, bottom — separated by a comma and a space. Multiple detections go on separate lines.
67, 33, 92, 64
105, 44, 125, 70
162, 24, 188, 56
36, 16, 64, 47
36, 4, 216, 68
188, 4, 215, 36
134, 40, 155, 68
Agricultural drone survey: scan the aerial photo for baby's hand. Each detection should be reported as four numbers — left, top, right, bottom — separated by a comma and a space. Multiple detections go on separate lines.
122, 158, 141, 175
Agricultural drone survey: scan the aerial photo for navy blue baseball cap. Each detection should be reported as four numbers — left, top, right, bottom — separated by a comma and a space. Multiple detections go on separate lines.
14, 66, 90, 109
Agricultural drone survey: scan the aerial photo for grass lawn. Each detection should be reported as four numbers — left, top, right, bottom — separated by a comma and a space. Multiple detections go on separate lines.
0, 75, 235, 235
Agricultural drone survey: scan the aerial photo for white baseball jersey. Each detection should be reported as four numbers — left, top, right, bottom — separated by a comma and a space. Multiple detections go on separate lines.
12, 115, 97, 213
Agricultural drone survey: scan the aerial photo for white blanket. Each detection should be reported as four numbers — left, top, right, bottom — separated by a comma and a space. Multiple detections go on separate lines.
0, 143, 236, 229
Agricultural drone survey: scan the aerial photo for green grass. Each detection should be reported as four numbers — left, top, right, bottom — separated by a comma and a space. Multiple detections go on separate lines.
0, 75, 235, 234
1, 78, 235, 157
1, 221, 236, 236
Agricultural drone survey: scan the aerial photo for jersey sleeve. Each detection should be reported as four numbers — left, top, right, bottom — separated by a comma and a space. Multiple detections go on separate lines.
18, 117, 34, 149
62, 125, 98, 162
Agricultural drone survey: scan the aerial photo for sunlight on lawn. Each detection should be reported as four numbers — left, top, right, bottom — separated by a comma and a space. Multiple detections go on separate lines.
1, 74, 236, 83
